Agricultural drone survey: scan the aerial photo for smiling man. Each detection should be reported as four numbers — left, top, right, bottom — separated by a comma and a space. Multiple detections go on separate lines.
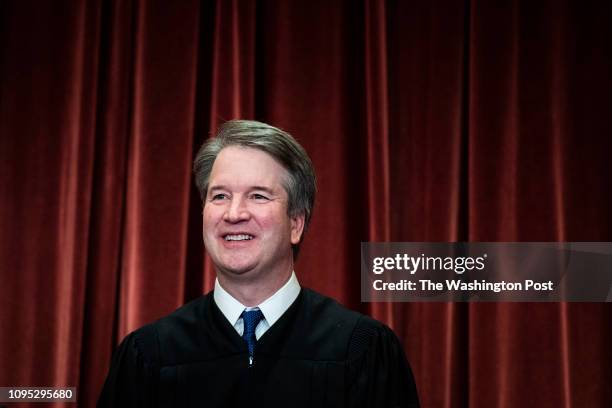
203, 145, 303, 306
98, 120, 419, 407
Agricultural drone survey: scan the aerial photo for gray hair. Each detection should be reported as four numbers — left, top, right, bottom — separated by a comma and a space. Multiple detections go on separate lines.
193, 120, 316, 257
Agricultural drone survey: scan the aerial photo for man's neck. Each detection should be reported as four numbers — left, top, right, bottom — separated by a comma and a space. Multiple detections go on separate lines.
217, 267, 293, 307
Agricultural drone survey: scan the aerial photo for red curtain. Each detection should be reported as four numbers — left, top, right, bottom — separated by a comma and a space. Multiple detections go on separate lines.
1, 1, 610, 407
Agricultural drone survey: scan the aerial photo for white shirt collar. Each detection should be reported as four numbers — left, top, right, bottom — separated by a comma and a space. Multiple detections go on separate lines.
214, 271, 301, 328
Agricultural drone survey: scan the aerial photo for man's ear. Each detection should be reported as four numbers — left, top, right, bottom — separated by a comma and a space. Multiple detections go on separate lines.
290, 213, 306, 245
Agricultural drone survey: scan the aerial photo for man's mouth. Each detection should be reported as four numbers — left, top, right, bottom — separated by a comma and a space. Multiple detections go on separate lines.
223, 234, 254, 241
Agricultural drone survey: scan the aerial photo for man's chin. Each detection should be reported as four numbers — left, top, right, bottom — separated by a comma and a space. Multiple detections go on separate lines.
215, 260, 259, 278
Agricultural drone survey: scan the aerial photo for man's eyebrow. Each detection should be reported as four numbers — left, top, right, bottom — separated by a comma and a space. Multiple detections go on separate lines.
207, 185, 277, 194
207, 185, 227, 193
250, 186, 276, 194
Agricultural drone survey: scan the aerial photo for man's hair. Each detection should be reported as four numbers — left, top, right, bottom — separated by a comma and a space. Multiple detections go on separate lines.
193, 119, 316, 258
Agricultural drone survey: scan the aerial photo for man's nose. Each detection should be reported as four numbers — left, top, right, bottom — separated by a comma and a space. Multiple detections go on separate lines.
223, 196, 250, 223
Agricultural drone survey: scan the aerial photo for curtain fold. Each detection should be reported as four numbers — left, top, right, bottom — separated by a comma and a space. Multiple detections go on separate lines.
1, 1, 610, 407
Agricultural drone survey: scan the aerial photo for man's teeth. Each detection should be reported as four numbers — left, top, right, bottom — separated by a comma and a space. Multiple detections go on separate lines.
224, 234, 254, 241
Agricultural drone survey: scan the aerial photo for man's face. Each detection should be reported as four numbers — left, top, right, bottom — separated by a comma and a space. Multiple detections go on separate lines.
202, 146, 304, 282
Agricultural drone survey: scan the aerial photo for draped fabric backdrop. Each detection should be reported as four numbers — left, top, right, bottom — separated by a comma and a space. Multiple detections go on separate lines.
1, 1, 611, 407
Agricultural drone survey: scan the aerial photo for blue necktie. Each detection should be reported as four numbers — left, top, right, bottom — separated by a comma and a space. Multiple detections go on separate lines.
242, 309, 264, 365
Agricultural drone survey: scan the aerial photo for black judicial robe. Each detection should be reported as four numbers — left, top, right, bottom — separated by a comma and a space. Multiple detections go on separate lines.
98, 289, 419, 407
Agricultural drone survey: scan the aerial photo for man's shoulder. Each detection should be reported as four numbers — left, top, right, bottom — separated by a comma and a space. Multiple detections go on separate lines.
295, 288, 391, 360
301, 291, 419, 407
301, 287, 384, 329
126, 293, 214, 365
133, 293, 210, 336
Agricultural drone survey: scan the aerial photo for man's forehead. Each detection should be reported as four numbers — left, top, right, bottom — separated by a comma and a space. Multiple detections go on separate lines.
208, 146, 289, 191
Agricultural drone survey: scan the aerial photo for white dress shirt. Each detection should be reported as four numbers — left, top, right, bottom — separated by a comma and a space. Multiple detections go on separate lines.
213, 272, 301, 340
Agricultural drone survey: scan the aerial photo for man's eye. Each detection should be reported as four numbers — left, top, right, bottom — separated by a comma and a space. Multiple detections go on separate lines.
211, 193, 228, 201
251, 193, 269, 201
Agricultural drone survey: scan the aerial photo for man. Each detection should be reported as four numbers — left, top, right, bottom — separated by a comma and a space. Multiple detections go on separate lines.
98, 120, 419, 407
